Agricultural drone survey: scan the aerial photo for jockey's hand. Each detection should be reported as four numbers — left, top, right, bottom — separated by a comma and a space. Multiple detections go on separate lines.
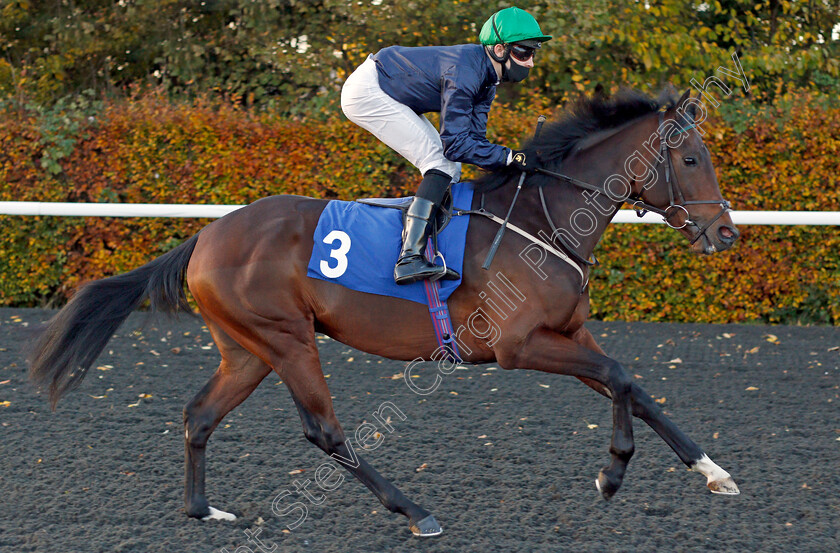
509, 148, 542, 173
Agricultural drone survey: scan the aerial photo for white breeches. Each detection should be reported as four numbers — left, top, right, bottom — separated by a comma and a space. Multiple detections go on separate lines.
341, 56, 461, 182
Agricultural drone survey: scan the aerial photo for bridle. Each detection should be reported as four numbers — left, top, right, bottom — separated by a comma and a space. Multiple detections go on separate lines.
535, 109, 732, 258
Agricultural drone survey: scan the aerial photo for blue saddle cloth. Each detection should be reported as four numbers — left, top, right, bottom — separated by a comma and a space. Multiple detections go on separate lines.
306, 182, 474, 305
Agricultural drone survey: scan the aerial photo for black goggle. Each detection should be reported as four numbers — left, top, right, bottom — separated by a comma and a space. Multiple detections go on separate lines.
509, 44, 537, 62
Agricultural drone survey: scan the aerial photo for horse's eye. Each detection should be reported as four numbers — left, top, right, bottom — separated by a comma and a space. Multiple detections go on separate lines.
684, 157, 697, 166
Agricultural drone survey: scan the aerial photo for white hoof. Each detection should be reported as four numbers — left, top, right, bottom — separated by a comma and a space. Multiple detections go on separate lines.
202, 506, 237, 521
691, 454, 740, 496
708, 476, 740, 495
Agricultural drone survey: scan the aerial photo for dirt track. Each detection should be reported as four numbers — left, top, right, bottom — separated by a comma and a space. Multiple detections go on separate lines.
0, 308, 838, 553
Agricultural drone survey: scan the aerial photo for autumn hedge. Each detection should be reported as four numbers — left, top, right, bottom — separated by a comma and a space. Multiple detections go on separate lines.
0, 91, 837, 324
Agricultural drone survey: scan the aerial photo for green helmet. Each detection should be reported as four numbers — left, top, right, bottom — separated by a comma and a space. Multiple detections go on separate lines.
479, 7, 552, 46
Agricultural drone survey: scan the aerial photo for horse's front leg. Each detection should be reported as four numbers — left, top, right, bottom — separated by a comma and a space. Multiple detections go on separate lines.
571, 326, 740, 495
499, 327, 635, 499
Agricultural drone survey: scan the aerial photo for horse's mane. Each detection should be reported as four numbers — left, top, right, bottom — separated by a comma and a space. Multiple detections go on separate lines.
474, 88, 678, 193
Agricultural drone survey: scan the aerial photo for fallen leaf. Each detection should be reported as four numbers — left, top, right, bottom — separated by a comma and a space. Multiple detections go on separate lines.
764, 334, 779, 344
633, 374, 643, 379
655, 397, 667, 404
539, 383, 550, 388
745, 386, 759, 391
0, 380, 10, 385
478, 435, 487, 439
170, 347, 181, 354
96, 365, 112, 371
0, 401, 10, 408
722, 333, 734, 338
713, 432, 720, 439
746, 347, 760, 354
288, 469, 305, 475
88, 395, 107, 399
416, 463, 428, 472
587, 423, 598, 429
390, 373, 402, 380
449, 391, 458, 395
828, 346, 839, 352
667, 358, 682, 364
346, 357, 354, 362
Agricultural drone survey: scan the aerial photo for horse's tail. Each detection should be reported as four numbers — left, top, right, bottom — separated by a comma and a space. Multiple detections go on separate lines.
29, 233, 200, 410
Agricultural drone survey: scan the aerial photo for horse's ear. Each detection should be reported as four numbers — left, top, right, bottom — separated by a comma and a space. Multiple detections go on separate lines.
676, 88, 692, 109
676, 88, 697, 121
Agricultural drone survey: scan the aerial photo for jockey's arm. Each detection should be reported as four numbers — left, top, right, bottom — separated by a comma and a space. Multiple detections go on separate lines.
439, 76, 509, 170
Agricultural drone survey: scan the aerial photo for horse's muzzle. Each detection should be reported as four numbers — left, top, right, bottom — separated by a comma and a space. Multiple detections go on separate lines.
717, 224, 739, 248
691, 222, 739, 254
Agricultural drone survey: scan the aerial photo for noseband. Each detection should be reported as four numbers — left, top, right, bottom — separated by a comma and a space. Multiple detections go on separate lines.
536, 110, 732, 252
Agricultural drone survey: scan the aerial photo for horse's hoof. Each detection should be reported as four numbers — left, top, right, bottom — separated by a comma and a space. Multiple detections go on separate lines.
708, 476, 740, 495
595, 470, 619, 500
409, 515, 442, 537
691, 454, 739, 496
201, 506, 237, 521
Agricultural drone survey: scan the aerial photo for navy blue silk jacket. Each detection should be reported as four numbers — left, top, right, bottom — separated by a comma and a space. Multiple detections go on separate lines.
372, 44, 510, 170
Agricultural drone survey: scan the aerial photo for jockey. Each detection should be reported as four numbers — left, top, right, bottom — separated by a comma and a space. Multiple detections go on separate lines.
341, 6, 551, 285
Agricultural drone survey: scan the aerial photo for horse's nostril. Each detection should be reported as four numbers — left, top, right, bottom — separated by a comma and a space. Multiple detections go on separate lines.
718, 225, 739, 243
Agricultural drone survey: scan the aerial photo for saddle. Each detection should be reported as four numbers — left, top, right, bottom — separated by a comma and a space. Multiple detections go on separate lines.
356, 188, 454, 235
306, 183, 473, 307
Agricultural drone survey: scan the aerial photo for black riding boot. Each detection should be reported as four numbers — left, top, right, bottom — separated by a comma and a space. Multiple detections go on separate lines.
394, 171, 460, 285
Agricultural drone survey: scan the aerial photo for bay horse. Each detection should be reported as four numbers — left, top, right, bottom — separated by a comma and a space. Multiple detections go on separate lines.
29, 89, 740, 537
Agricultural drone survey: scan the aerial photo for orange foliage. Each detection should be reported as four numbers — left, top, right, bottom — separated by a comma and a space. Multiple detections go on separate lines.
0, 92, 837, 324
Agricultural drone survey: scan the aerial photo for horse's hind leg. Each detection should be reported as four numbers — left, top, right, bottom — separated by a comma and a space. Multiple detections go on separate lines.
276, 333, 442, 536
183, 322, 271, 520
572, 326, 739, 495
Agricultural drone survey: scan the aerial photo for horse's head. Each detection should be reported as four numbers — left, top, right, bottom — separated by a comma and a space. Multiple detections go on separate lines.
630, 90, 739, 254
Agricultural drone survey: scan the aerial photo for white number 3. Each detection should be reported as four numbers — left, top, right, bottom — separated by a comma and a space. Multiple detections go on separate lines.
320, 230, 351, 278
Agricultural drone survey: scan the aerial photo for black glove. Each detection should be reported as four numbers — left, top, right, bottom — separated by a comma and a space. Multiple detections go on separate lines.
509, 148, 542, 173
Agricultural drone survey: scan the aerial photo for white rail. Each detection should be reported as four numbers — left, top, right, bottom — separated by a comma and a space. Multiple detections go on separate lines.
0, 202, 245, 218
0, 202, 839, 225
612, 209, 840, 225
